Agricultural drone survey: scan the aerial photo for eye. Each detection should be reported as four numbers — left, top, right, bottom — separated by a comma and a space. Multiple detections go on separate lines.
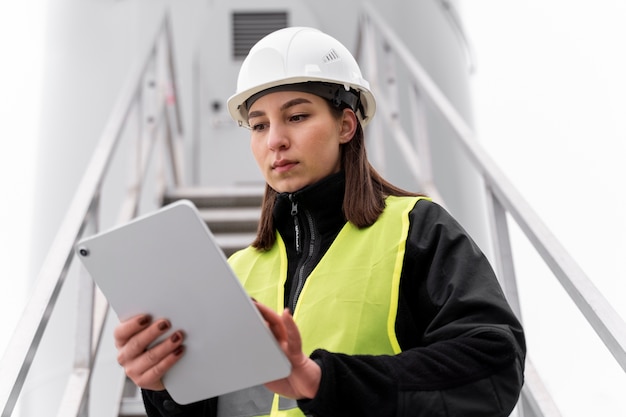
289, 113, 309, 123
250, 122, 268, 132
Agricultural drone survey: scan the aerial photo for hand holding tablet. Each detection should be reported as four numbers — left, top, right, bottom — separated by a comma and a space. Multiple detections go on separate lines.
75, 200, 291, 404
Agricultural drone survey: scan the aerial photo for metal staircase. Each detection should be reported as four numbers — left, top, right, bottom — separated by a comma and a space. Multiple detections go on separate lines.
163, 186, 264, 258
1, 6, 625, 417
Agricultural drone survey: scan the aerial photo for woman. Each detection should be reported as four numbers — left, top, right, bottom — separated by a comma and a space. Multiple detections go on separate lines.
114, 27, 525, 417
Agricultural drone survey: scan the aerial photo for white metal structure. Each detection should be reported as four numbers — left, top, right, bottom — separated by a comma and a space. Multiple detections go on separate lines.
1, 2, 625, 416
0, 16, 184, 417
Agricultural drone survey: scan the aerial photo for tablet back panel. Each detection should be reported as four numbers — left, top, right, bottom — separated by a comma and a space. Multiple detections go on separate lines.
76, 200, 290, 404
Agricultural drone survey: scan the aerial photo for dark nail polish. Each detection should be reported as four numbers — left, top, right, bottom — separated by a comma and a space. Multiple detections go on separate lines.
173, 346, 184, 356
138, 315, 151, 326
170, 332, 181, 343
158, 321, 170, 331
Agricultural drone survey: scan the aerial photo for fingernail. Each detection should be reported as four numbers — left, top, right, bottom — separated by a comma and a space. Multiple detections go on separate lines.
158, 321, 170, 331
138, 315, 151, 326
170, 332, 181, 343
173, 346, 184, 356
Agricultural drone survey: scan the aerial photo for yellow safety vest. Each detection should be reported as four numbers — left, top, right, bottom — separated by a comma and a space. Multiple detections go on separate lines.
219, 196, 424, 417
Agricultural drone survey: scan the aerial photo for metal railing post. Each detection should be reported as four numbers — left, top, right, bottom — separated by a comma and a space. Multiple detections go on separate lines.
485, 188, 522, 320
408, 84, 440, 199
57, 198, 99, 417
163, 16, 185, 188
357, 13, 386, 173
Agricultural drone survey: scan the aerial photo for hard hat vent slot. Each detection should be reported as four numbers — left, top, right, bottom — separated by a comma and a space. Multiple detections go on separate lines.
323, 49, 340, 63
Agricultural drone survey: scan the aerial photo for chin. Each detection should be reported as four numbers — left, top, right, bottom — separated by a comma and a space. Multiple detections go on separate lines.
270, 181, 308, 194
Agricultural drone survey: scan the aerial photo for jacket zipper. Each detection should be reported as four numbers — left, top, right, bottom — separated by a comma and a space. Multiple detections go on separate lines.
288, 194, 317, 312
290, 195, 301, 255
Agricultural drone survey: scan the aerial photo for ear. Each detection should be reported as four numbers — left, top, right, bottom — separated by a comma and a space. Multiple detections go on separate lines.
339, 109, 358, 144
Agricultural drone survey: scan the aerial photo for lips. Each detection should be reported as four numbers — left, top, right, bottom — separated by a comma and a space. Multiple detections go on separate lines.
272, 159, 298, 172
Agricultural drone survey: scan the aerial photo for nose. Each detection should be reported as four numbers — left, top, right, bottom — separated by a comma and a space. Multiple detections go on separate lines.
266, 122, 289, 151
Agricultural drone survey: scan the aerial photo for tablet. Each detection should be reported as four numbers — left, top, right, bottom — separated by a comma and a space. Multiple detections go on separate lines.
75, 200, 291, 405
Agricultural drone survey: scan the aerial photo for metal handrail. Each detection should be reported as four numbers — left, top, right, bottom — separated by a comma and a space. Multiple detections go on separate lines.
0, 13, 184, 417
357, 2, 626, 416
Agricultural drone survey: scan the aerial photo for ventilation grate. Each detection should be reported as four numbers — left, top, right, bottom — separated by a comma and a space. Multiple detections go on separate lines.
232, 11, 289, 59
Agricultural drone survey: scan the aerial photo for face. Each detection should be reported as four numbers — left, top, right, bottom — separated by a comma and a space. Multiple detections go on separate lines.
247, 91, 357, 193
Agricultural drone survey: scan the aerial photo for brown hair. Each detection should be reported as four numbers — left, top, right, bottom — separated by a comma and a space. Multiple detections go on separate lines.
251, 102, 422, 251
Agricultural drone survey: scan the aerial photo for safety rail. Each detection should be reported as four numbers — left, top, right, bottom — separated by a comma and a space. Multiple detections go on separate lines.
0, 14, 183, 417
356, 3, 626, 417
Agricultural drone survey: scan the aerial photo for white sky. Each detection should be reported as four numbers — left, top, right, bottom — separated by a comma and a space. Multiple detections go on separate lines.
1, 1, 625, 416
0, 1, 45, 361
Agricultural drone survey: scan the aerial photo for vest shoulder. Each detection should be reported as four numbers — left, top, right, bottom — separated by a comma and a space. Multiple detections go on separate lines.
228, 245, 261, 264
385, 195, 432, 211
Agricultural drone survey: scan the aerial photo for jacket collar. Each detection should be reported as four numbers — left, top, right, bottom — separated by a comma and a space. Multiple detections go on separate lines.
273, 171, 346, 238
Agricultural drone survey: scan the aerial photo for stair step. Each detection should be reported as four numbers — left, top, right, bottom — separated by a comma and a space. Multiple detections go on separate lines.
163, 187, 262, 257
164, 186, 264, 208
119, 397, 147, 417
200, 207, 260, 233
215, 232, 257, 257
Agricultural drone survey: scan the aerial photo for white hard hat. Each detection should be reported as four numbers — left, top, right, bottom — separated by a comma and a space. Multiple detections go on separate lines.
227, 26, 376, 128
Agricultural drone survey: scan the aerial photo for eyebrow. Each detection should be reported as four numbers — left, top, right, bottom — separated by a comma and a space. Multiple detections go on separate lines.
247, 97, 313, 120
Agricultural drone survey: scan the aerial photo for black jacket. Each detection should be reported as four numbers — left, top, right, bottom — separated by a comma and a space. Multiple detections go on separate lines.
143, 172, 526, 417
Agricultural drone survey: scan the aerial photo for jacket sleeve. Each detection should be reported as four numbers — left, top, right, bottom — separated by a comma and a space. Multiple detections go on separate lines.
298, 200, 526, 417
141, 389, 216, 417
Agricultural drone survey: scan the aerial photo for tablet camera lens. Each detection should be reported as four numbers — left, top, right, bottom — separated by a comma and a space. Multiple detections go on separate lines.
79, 247, 89, 257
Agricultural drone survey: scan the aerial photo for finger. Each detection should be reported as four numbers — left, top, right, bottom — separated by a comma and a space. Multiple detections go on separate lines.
127, 331, 184, 385
254, 301, 287, 344
281, 309, 303, 356
125, 331, 185, 389
138, 330, 185, 371
117, 319, 172, 365
140, 346, 185, 391
137, 344, 185, 390
114, 314, 152, 348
